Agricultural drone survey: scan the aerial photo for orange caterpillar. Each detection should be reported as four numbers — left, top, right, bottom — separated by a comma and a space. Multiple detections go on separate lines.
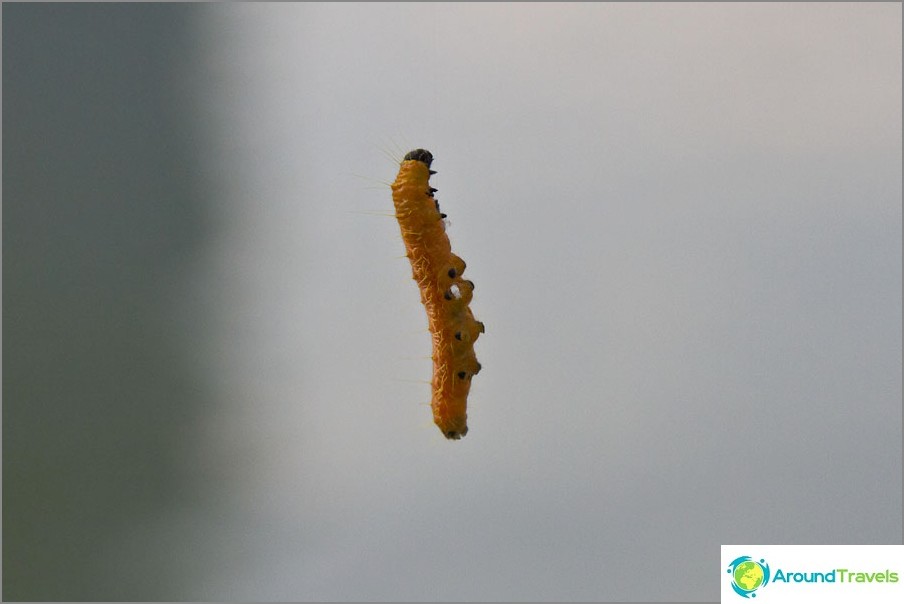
391, 149, 484, 440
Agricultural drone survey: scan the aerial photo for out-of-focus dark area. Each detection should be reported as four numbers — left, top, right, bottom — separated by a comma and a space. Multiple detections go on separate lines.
4, 4, 209, 600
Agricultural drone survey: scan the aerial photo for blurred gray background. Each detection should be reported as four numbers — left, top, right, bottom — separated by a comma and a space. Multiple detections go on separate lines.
3, 3, 901, 601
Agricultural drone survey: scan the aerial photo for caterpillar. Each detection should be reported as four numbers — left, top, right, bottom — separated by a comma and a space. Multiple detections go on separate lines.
391, 149, 484, 440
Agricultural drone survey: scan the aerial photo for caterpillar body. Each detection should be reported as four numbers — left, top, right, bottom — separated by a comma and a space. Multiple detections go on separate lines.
391, 149, 484, 440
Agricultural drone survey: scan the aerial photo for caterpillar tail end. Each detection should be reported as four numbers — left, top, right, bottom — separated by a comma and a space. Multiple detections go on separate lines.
442, 426, 468, 440
435, 408, 469, 440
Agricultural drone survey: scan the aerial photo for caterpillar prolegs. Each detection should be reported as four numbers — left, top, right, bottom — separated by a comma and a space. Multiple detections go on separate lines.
391, 149, 484, 440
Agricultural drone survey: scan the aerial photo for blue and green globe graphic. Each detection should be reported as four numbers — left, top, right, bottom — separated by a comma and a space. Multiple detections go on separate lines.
726, 556, 771, 598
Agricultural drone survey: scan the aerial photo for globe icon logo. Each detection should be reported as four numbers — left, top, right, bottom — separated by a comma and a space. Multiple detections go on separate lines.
734, 562, 764, 590
726, 556, 771, 598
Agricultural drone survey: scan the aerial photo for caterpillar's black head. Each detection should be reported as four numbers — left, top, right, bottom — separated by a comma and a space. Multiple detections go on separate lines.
404, 148, 433, 168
